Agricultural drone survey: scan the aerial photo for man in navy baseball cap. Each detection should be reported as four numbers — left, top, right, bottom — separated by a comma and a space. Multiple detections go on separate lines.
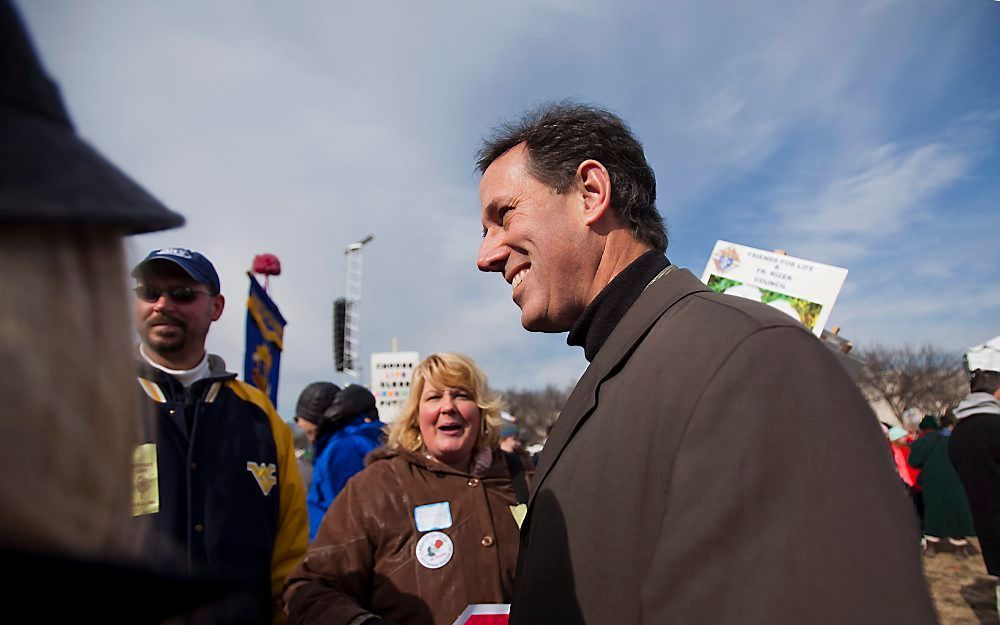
131, 243, 309, 624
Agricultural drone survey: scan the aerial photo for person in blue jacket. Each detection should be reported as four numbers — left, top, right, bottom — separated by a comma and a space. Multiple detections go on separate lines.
306, 384, 384, 540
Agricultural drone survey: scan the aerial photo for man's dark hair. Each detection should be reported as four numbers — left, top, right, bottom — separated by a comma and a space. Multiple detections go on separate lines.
476, 102, 668, 251
970, 369, 1000, 394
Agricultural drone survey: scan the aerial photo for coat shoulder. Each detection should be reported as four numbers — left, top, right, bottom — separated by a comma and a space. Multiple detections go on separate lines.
634, 287, 824, 375
345, 449, 406, 493
682, 289, 811, 336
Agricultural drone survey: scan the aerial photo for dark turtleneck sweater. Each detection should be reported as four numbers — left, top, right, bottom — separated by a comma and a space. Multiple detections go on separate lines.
567, 250, 671, 362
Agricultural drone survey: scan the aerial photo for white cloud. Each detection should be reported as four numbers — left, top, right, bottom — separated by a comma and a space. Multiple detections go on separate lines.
775, 141, 968, 239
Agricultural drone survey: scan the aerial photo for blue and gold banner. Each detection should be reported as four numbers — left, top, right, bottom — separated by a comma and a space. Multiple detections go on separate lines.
244, 273, 287, 406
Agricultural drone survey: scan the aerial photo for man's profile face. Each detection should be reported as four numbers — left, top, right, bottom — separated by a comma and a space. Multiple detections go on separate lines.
477, 144, 595, 332
134, 261, 223, 358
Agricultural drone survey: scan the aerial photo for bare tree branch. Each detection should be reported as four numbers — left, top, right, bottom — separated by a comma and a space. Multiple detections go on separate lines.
499, 384, 572, 445
858, 344, 967, 423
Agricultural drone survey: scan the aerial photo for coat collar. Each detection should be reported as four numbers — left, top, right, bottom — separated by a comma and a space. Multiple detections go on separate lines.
134, 345, 236, 383
567, 250, 670, 362
528, 268, 710, 508
380, 446, 510, 480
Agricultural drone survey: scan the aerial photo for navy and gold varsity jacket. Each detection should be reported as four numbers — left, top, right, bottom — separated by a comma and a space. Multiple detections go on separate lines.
134, 354, 307, 624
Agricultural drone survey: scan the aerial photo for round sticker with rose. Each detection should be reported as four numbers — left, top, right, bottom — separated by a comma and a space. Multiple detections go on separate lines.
415, 531, 454, 569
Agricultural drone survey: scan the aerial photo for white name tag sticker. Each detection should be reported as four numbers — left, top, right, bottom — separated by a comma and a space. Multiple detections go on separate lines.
414, 501, 453, 532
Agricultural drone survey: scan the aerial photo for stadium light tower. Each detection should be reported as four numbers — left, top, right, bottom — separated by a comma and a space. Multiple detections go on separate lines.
336, 234, 373, 378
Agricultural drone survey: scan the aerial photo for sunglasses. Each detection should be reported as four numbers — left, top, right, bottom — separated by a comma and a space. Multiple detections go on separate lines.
134, 285, 213, 303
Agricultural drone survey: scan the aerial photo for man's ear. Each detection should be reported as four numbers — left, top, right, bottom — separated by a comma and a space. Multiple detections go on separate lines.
211, 294, 225, 322
576, 159, 612, 227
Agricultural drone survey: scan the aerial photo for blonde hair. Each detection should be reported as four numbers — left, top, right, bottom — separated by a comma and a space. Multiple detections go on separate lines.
387, 352, 502, 453
0, 225, 140, 558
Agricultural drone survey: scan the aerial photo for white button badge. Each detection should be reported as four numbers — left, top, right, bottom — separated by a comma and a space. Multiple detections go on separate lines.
415, 531, 454, 569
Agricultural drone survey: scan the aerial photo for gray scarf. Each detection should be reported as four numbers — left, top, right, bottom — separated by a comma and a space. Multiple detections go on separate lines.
953, 392, 1000, 420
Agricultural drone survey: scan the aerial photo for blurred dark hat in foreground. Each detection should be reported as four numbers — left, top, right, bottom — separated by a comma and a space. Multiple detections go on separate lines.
0, 0, 183, 233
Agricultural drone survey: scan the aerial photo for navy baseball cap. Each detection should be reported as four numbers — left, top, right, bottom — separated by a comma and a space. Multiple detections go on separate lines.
132, 248, 221, 294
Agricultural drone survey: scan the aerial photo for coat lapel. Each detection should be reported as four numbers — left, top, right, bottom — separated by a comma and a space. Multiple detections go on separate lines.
528, 269, 710, 508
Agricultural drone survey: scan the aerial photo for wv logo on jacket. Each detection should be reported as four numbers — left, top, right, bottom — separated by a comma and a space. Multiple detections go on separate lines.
247, 461, 277, 495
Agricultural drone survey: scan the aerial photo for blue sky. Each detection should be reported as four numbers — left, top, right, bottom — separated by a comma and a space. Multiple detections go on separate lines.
18, 1, 1000, 419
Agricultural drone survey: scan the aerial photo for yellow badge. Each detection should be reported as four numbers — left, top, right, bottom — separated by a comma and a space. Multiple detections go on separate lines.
509, 503, 527, 530
247, 461, 277, 495
132, 443, 160, 516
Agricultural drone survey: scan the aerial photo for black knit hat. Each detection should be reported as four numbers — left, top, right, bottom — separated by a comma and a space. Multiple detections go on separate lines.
324, 384, 378, 423
0, 0, 184, 233
295, 382, 341, 425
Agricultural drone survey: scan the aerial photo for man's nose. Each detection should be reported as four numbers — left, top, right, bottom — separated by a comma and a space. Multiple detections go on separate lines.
152, 293, 172, 311
477, 232, 508, 273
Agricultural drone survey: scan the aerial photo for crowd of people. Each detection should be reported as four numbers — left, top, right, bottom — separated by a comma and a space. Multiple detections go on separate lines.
4, 1, 999, 623
881, 378, 1000, 620
884, 374, 1000, 582
129, 236, 530, 625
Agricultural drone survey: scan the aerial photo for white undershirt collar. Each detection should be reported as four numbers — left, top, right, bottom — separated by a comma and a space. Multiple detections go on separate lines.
140, 344, 211, 388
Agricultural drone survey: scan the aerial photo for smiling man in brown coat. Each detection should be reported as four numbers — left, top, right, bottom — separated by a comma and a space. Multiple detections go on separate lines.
475, 103, 936, 625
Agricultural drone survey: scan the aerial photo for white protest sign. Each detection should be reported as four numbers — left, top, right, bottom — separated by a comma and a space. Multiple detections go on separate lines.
700, 240, 848, 337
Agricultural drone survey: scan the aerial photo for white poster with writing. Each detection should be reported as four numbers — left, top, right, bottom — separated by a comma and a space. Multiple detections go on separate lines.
700, 240, 848, 337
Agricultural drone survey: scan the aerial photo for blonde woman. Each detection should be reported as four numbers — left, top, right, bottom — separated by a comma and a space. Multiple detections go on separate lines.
285, 353, 526, 625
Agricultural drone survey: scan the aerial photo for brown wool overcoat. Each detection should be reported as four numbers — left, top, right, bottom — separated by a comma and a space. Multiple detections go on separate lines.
285, 447, 521, 625
510, 269, 937, 625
